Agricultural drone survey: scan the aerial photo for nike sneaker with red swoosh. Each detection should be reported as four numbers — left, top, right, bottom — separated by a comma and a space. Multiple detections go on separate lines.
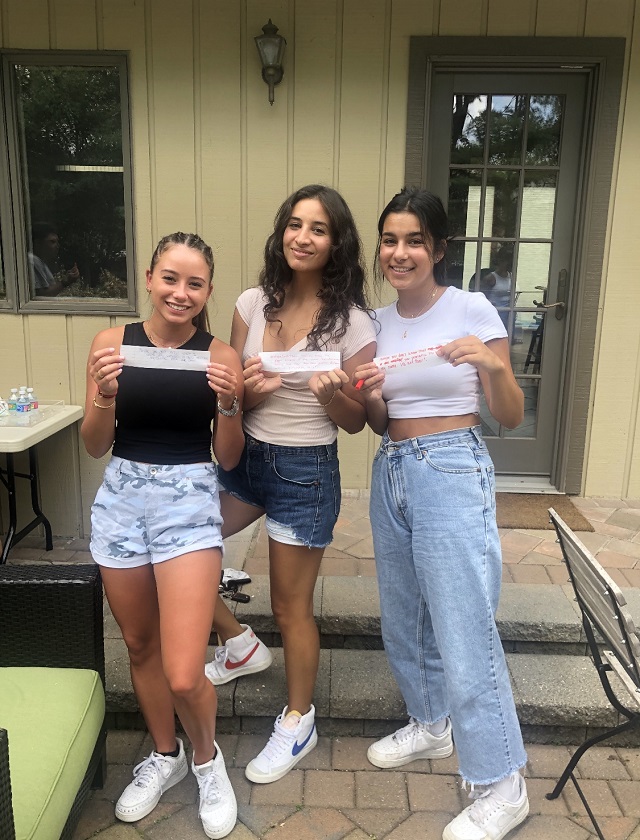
205, 624, 273, 686
245, 706, 317, 783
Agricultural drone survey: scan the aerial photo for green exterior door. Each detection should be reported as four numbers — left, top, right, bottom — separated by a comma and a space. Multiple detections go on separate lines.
428, 72, 587, 478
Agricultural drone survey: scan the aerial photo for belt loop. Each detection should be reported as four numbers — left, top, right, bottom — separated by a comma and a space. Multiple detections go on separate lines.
470, 425, 482, 444
411, 437, 423, 460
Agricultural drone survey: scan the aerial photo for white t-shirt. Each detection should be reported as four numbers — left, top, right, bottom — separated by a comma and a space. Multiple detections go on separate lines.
237, 287, 376, 445
376, 286, 507, 418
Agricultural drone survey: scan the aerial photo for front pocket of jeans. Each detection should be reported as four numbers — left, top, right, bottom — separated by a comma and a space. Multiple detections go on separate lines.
271, 453, 319, 486
424, 444, 481, 474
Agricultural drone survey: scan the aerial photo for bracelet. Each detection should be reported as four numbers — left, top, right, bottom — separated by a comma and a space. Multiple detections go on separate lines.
217, 395, 239, 417
97, 389, 115, 399
320, 391, 336, 408
93, 396, 115, 409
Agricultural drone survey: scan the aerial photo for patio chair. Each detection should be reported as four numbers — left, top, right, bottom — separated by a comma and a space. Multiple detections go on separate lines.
0, 563, 106, 840
546, 508, 640, 840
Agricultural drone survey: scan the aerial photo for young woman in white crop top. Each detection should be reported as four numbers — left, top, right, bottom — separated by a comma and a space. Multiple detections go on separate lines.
205, 185, 376, 784
353, 189, 529, 840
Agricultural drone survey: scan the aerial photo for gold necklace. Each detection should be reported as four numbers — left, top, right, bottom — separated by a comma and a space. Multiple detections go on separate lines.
144, 322, 196, 349
397, 285, 442, 338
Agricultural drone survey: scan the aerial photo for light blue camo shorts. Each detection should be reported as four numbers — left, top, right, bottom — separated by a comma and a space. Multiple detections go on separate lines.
90, 456, 224, 568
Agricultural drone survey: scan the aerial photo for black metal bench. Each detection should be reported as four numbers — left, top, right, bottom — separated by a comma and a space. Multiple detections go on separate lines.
547, 508, 640, 840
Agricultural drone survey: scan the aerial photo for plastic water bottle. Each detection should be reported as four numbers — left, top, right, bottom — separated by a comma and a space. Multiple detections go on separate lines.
27, 387, 39, 417
16, 387, 31, 425
8, 388, 18, 414
0, 397, 7, 426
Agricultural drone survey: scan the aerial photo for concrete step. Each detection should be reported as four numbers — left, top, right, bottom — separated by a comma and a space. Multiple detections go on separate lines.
103, 577, 640, 744
209, 576, 640, 656
104, 642, 636, 745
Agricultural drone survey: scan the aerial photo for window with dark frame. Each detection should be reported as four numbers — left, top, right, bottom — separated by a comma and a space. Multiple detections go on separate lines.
0, 52, 136, 314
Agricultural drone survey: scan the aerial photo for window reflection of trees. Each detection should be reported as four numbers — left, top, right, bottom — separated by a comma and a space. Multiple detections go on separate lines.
16, 64, 128, 299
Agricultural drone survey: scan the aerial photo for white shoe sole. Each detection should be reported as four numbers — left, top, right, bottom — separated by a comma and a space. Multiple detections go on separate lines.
115, 760, 188, 822
205, 648, 273, 686
367, 738, 453, 768
245, 730, 318, 784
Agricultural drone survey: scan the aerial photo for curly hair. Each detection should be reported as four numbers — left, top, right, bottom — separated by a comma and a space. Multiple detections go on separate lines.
259, 184, 369, 350
374, 187, 449, 297
149, 232, 214, 332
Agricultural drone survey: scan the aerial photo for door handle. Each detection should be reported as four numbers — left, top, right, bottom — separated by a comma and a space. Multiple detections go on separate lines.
552, 269, 568, 321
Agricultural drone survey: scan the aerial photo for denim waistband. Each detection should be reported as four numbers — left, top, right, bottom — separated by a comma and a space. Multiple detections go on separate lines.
245, 435, 338, 460
379, 425, 484, 455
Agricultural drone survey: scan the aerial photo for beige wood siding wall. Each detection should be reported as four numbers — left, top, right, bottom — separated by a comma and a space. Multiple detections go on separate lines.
0, 0, 637, 541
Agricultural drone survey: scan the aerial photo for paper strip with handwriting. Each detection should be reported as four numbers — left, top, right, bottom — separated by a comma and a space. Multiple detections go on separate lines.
374, 346, 448, 373
259, 351, 341, 373
121, 344, 209, 371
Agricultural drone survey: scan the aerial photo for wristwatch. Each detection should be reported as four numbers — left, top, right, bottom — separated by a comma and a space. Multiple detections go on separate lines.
217, 395, 239, 417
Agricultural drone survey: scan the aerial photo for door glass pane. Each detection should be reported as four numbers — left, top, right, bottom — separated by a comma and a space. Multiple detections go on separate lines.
484, 170, 519, 238
521, 172, 557, 238
451, 94, 486, 164
526, 95, 563, 165
446, 239, 477, 291
511, 311, 544, 375
504, 379, 540, 437
488, 95, 526, 165
13, 63, 128, 300
515, 243, 551, 306
449, 169, 482, 238
478, 392, 500, 437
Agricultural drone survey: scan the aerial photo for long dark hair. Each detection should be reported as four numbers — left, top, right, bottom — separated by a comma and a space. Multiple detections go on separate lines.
374, 187, 449, 296
260, 184, 369, 350
149, 232, 214, 332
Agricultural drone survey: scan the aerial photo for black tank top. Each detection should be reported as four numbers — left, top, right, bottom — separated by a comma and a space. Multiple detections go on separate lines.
112, 322, 217, 464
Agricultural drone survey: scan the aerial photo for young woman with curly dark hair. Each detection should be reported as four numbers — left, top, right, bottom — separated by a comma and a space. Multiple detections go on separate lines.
205, 185, 376, 783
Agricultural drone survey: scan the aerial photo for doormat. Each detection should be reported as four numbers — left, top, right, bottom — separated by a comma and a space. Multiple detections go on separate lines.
496, 493, 594, 531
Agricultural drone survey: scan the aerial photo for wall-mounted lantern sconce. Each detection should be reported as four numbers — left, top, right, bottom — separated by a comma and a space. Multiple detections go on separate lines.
255, 19, 286, 105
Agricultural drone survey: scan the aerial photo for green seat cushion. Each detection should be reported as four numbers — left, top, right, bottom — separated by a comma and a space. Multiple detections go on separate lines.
0, 667, 105, 840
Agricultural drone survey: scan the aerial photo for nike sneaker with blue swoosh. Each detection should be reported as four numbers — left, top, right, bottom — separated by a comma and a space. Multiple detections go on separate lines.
245, 705, 317, 783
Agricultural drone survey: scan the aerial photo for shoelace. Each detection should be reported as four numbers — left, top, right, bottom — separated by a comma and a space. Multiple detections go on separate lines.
260, 720, 297, 761
213, 645, 229, 664
393, 718, 426, 743
198, 767, 222, 807
466, 788, 505, 823
131, 753, 166, 788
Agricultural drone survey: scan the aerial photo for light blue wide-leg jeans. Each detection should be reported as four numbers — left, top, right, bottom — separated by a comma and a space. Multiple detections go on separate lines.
370, 426, 527, 785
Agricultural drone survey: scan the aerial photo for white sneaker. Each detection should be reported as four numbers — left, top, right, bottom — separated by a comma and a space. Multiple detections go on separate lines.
443, 777, 529, 840
245, 706, 318, 784
193, 742, 237, 839
115, 738, 188, 822
367, 718, 454, 768
205, 624, 273, 686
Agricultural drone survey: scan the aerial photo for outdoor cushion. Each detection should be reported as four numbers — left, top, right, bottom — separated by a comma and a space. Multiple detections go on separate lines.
0, 666, 105, 840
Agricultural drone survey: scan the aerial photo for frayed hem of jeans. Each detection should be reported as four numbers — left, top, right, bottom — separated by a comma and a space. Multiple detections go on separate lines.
459, 761, 527, 793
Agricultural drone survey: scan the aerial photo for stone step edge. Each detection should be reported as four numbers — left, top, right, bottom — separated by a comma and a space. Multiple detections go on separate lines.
107, 576, 639, 646
105, 645, 635, 743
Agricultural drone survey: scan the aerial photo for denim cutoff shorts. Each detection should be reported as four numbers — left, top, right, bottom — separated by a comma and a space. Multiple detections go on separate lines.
217, 435, 341, 548
90, 456, 223, 568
